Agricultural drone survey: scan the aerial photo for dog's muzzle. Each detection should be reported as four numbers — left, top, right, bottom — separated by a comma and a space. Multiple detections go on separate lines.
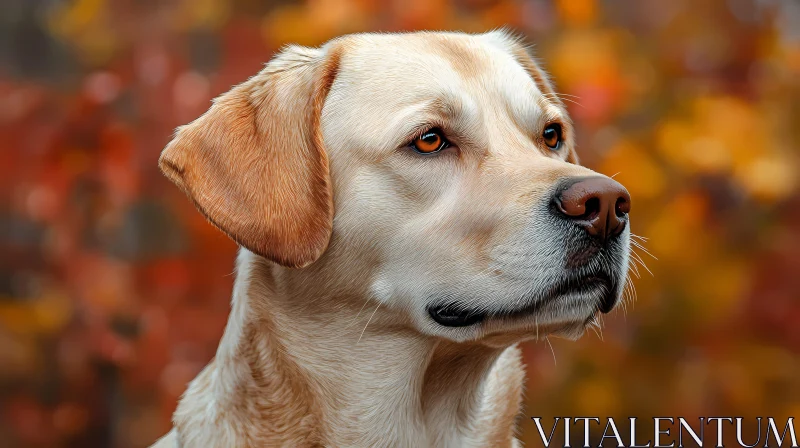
428, 175, 632, 328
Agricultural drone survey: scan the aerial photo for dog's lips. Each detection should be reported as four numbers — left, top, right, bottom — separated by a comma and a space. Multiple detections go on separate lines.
507, 271, 616, 316
428, 271, 618, 328
584, 273, 616, 313
428, 304, 486, 327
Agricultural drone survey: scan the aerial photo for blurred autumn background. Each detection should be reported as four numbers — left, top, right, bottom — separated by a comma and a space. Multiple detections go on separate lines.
1, 0, 799, 446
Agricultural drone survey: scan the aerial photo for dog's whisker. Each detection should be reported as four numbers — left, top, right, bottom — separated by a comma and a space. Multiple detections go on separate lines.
557, 98, 584, 108
346, 298, 373, 330
357, 302, 381, 344
542, 93, 584, 108
627, 256, 642, 279
627, 256, 641, 279
589, 317, 604, 341
631, 259, 650, 280
629, 245, 647, 263
619, 286, 629, 315
545, 337, 557, 366
628, 278, 639, 308
621, 276, 637, 315
630, 239, 657, 261
543, 92, 582, 99
629, 250, 654, 277
589, 324, 601, 340
630, 233, 655, 267
624, 275, 636, 300
593, 306, 605, 328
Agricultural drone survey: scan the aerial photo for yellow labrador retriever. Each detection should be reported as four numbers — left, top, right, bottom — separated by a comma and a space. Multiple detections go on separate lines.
151, 30, 631, 448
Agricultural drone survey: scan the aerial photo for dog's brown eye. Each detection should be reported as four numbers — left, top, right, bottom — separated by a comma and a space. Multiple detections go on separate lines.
412, 130, 448, 154
543, 123, 562, 150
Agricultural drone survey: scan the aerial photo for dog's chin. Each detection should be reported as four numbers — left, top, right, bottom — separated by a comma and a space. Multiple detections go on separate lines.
479, 319, 591, 348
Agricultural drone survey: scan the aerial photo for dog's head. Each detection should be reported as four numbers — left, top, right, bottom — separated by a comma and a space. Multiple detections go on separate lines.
160, 31, 632, 344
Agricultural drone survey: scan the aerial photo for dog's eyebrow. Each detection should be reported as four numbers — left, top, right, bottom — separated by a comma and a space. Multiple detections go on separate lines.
422, 96, 461, 118
391, 95, 480, 146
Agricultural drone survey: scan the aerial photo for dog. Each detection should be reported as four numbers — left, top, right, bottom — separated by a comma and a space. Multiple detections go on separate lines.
150, 30, 632, 448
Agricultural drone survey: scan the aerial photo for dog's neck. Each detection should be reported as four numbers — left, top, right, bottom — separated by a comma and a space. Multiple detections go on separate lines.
172, 250, 524, 447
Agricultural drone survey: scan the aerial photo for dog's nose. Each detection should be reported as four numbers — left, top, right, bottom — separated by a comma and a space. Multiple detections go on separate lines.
554, 177, 631, 241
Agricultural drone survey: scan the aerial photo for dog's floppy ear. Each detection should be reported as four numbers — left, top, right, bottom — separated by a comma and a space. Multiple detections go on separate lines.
159, 44, 342, 268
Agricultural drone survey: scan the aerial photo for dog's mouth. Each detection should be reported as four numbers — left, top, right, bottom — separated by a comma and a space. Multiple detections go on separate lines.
428, 272, 617, 328
428, 305, 487, 327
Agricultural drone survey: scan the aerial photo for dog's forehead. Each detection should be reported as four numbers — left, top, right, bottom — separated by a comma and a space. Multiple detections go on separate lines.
344, 32, 495, 72
332, 32, 543, 107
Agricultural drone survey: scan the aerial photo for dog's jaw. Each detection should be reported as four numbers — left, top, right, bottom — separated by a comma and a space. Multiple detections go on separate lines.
166, 249, 525, 448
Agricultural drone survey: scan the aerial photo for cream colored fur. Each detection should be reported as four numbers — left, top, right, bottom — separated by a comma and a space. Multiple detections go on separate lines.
151, 30, 629, 448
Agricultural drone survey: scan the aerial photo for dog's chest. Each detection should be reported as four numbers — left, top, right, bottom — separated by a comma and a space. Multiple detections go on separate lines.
320, 345, 525, 448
